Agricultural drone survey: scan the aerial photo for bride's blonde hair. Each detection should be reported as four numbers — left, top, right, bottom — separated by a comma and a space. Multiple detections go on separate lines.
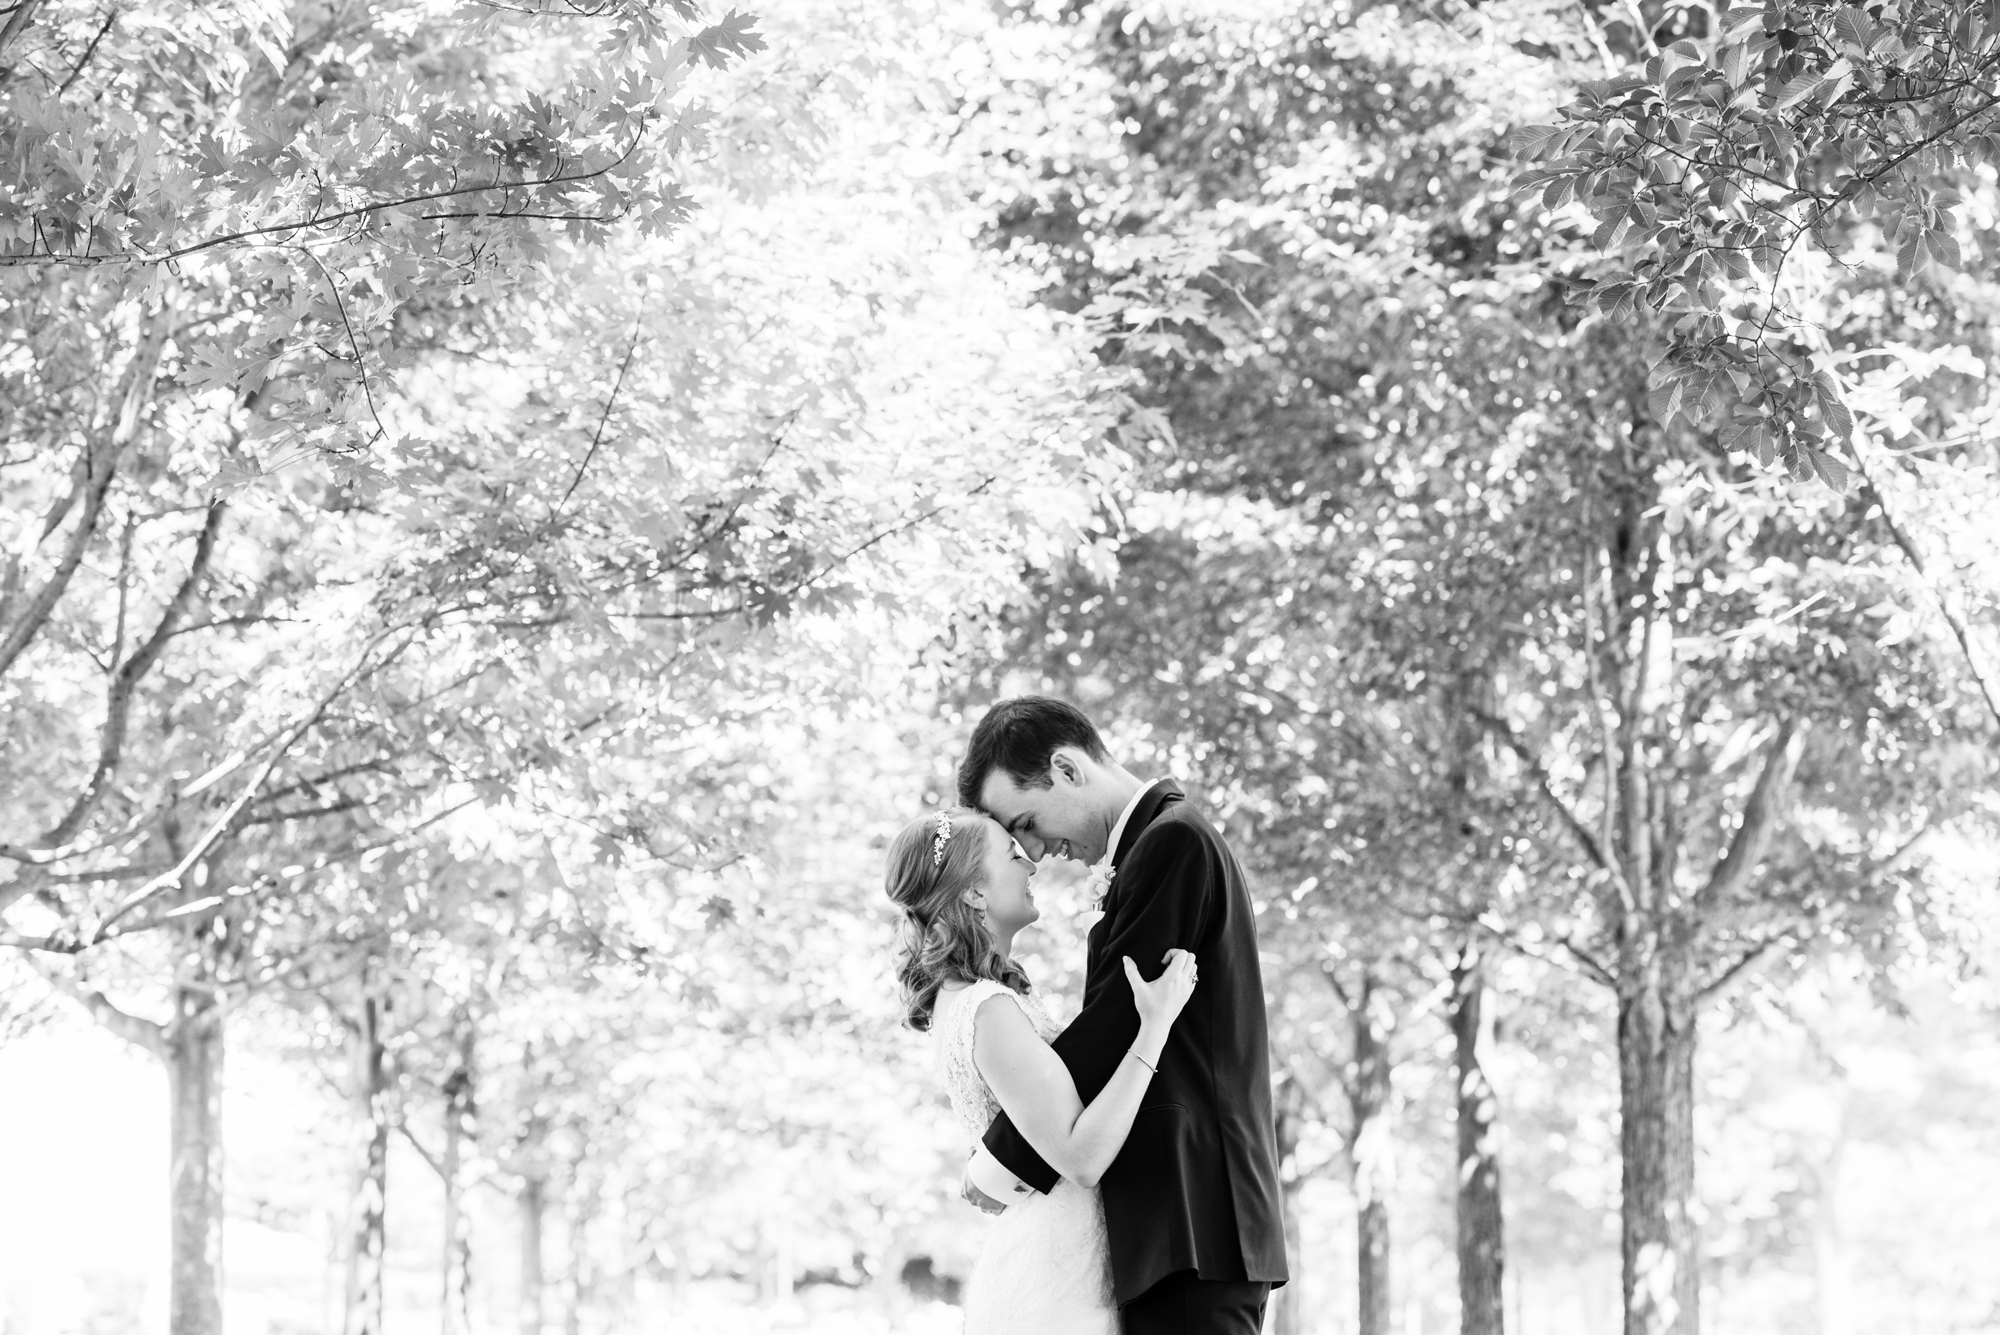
884, 807, 1029, 1032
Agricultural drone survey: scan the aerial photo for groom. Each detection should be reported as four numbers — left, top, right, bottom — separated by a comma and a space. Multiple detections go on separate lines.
957, 696, 1287, 1334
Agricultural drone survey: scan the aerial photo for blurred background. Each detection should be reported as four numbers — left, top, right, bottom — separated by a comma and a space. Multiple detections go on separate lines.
4, 1, 1999, 1334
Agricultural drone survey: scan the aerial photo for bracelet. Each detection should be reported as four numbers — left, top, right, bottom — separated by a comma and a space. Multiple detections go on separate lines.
1128, 1048, 1157, 1074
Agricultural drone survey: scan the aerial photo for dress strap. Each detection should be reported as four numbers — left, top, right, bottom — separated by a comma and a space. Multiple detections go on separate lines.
942, 978, 1016, 1049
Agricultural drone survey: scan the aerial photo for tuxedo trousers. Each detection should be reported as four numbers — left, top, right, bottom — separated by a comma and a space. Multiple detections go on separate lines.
1118, 1270, 1271, 1335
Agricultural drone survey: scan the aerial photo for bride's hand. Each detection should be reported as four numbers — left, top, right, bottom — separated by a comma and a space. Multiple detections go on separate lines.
1124, 949, 1199, 1032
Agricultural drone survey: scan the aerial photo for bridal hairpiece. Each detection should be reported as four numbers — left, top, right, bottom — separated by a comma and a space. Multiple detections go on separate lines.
931, 811, 955, 867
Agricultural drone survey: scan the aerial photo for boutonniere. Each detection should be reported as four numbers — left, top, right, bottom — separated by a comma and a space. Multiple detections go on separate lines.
1081, 860, 1116, 910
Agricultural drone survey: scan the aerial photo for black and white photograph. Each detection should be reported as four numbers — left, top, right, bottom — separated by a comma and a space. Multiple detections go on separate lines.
3, 1, 1998, 1333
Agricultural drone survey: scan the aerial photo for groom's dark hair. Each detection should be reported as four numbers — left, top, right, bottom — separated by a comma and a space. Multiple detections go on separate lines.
957, 696, 1110, 807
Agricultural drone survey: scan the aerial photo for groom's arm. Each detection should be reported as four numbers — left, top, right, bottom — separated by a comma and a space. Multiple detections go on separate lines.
980, 821, 1215, 1191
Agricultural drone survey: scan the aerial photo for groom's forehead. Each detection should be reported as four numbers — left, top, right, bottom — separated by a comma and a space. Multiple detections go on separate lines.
977, 770, 1040, 820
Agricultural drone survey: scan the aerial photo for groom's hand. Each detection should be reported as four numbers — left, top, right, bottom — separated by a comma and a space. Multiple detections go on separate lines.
960, 1169, 1008, 1215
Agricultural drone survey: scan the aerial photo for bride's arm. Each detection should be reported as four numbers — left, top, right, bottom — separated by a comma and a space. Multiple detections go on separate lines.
972, 951, 1197, 1189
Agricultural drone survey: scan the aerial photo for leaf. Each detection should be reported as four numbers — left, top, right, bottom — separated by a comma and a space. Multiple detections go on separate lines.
1596, 281, 1642, 323
1806, 445, 1855, 491
1690, 370, 1731, 425
1722, 5, 1766, 37
688, 11, 766, 70
1649, 379, 1685, 424
1812, 372, 1855, 442
209, 458, 265, 497
1721, 413, 1763, 450
1928, 227, 1962, 271
1834, 8, 1875, 54
1506, 124, 1564, 159
1896, 224, 1929, 279
331, 456, 389, 493
1772, 72, 1824, 109
1783, 440, 1814, 481
1720, 41, 1752, 88
1751, 425, 1776, 466
1665, 65, 1707, 100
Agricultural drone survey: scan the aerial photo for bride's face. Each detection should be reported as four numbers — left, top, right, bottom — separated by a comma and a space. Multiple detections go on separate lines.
972, 820, 1039, 937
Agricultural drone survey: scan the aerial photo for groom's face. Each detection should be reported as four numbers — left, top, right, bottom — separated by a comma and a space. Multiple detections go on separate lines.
977, 751, 1103, 866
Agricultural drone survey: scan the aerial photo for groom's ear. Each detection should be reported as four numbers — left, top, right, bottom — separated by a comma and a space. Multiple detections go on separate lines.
1049, 749, 1085, 787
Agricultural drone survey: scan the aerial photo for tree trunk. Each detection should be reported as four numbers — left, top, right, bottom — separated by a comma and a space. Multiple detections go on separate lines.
167, 984, 224, 1335
442, 1019, 476, 1335
562, 1190, 595, 1335
78, 940, 226, 1335
1351, 971, 1394, 1335
1810, 1110, 1849, 1335
1617, 971, 1698, 1335
344, 989, 391, 1335
520, 1172, 547, 1335
1453, 943, 1506, 1335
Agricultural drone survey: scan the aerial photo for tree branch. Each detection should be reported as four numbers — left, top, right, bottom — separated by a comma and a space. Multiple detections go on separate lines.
55, 6, 114, 95
297, 250, 388, 445
1695, 931, 1792, 1004
0, 116, 655, 268
1700, 718, 1809, 910
41, 501, 226, 847
399, 1118, 447, 1179
36, 967, 167, 1057
556, 309, 646, 514
0, 0, 44, 68
1580, 562, 1621, 885
1425, 902, 1618, 989
1469, 707, 1635, 905
90, 629, 413, 940
0, 310, 171, 677
1855, 455, 2000, 732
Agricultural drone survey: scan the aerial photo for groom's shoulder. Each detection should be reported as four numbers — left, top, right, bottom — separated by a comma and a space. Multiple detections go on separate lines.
1138, 795, 1226, 855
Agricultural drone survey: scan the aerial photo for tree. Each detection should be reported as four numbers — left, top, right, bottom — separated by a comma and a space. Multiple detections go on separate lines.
1516, 0, 2000, 482
957, 7, 2000, 1335
986, 516, 1526, 1335
4, 4, 1142, 1331
0, 0, 753, 457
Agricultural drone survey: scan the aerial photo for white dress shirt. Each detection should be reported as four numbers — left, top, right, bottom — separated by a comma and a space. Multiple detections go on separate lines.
1100, 780, 1151, 870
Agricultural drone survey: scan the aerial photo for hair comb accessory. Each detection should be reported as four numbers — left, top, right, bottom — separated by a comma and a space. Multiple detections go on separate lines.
931, 811, 955, 867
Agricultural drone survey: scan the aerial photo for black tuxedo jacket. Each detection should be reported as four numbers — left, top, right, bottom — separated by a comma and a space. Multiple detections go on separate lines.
982, 781, 1289, 1304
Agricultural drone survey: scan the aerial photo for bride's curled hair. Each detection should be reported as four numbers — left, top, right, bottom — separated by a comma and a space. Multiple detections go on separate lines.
884, 807, 1029, 1031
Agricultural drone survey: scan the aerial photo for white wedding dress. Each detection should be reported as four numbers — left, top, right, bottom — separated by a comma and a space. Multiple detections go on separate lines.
933, 980, 1119, 1335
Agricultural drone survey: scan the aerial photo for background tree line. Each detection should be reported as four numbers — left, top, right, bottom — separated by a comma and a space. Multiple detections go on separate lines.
4, 1, 1998, 1334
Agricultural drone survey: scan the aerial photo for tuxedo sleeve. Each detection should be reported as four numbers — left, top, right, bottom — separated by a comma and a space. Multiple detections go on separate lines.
980, 820, 1215, 1191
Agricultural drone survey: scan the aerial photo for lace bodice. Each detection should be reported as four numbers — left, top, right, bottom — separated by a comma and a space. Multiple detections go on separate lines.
933, 980, 1060, 1138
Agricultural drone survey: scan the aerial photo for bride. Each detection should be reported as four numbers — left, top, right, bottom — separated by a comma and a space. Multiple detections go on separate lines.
885, 806, 1199, 1333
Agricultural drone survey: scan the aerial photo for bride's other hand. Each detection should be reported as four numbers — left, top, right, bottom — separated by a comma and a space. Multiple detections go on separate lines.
1124, 948, 1198, 1033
